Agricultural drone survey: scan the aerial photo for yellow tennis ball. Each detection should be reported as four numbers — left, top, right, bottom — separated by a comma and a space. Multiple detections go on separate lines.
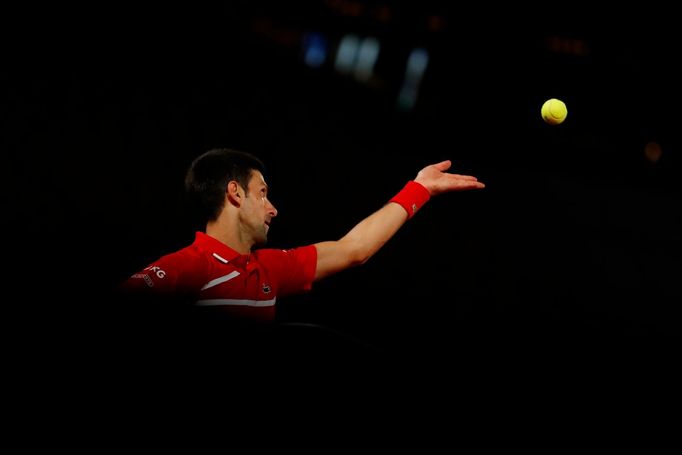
541, 98, 568, 125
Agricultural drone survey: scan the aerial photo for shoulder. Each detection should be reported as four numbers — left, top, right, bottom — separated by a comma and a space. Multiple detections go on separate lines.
253, 245, 317, 261
157, 243, 211, 265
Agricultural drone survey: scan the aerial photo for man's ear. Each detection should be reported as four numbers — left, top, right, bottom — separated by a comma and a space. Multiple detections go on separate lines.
226, 181, 243, 206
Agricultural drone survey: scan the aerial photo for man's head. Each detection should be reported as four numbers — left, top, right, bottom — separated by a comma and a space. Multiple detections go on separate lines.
185, 148, 277, 247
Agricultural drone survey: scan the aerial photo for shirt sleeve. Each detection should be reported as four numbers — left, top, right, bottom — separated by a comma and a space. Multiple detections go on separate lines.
261, 245, 317, 297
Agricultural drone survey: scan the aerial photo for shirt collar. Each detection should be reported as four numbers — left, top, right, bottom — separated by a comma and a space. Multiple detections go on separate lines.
193, 231, 244, 265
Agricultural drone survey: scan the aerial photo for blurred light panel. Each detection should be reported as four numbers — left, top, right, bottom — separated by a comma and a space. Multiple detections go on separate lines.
302, 32, 328, 68
644, 141, 662, 164
334, 34, 360, 74
396, 47, 429, 111
353, 36, 380, 82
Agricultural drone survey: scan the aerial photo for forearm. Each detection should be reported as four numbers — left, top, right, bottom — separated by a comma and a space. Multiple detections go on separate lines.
313, 202, 408, 281
313, 162, 483, 282
314, 180, 431, 281
339, 202, 408, 264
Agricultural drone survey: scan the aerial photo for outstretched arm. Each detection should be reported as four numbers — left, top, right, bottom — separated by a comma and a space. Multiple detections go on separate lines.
313, 160, 484, 281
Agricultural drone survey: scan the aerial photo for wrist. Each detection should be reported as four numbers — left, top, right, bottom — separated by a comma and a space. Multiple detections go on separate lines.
389, 180, 431, 219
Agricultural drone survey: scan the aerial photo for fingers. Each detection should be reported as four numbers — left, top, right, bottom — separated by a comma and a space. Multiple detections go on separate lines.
421, 160, 485, 190
447, 174, 485, 189
432, 160, 452, 171
451, 174, 480, 181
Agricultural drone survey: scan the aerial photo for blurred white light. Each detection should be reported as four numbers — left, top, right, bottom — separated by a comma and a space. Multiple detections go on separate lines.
397, 47, 429, 111
334, 34, 360, 74
354, 37, 380, 82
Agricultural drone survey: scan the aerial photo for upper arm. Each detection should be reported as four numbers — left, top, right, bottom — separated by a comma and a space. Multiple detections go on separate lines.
313, 240, 364, 282
264, 246, 318, 296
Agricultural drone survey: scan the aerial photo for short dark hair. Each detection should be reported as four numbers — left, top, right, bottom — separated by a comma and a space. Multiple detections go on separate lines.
184, 148, 266, 223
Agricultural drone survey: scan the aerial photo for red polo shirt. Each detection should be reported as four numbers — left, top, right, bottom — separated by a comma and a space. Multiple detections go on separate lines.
120, 232, 317, 323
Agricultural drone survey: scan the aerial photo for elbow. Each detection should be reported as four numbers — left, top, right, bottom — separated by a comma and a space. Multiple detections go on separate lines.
349, 254, 370, 268
347, 247, 374, 267
339, 236, 383, 268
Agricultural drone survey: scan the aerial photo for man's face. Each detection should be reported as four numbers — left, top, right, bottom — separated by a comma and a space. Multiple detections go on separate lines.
240, 170, 278, 246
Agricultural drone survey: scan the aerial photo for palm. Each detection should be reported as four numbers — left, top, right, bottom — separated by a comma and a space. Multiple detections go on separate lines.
414, 160, 485, 196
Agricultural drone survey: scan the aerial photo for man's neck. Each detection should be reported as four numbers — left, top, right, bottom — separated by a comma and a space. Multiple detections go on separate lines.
206, 219, 252, 255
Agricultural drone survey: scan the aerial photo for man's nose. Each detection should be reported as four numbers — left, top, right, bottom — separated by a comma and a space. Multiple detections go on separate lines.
268, 201, 278, 217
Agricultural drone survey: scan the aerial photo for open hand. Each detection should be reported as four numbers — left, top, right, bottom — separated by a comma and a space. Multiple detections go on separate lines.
414, 160, 485, 196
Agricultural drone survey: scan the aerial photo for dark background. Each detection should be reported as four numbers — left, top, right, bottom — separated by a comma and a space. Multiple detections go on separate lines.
5, 3, 681, 361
